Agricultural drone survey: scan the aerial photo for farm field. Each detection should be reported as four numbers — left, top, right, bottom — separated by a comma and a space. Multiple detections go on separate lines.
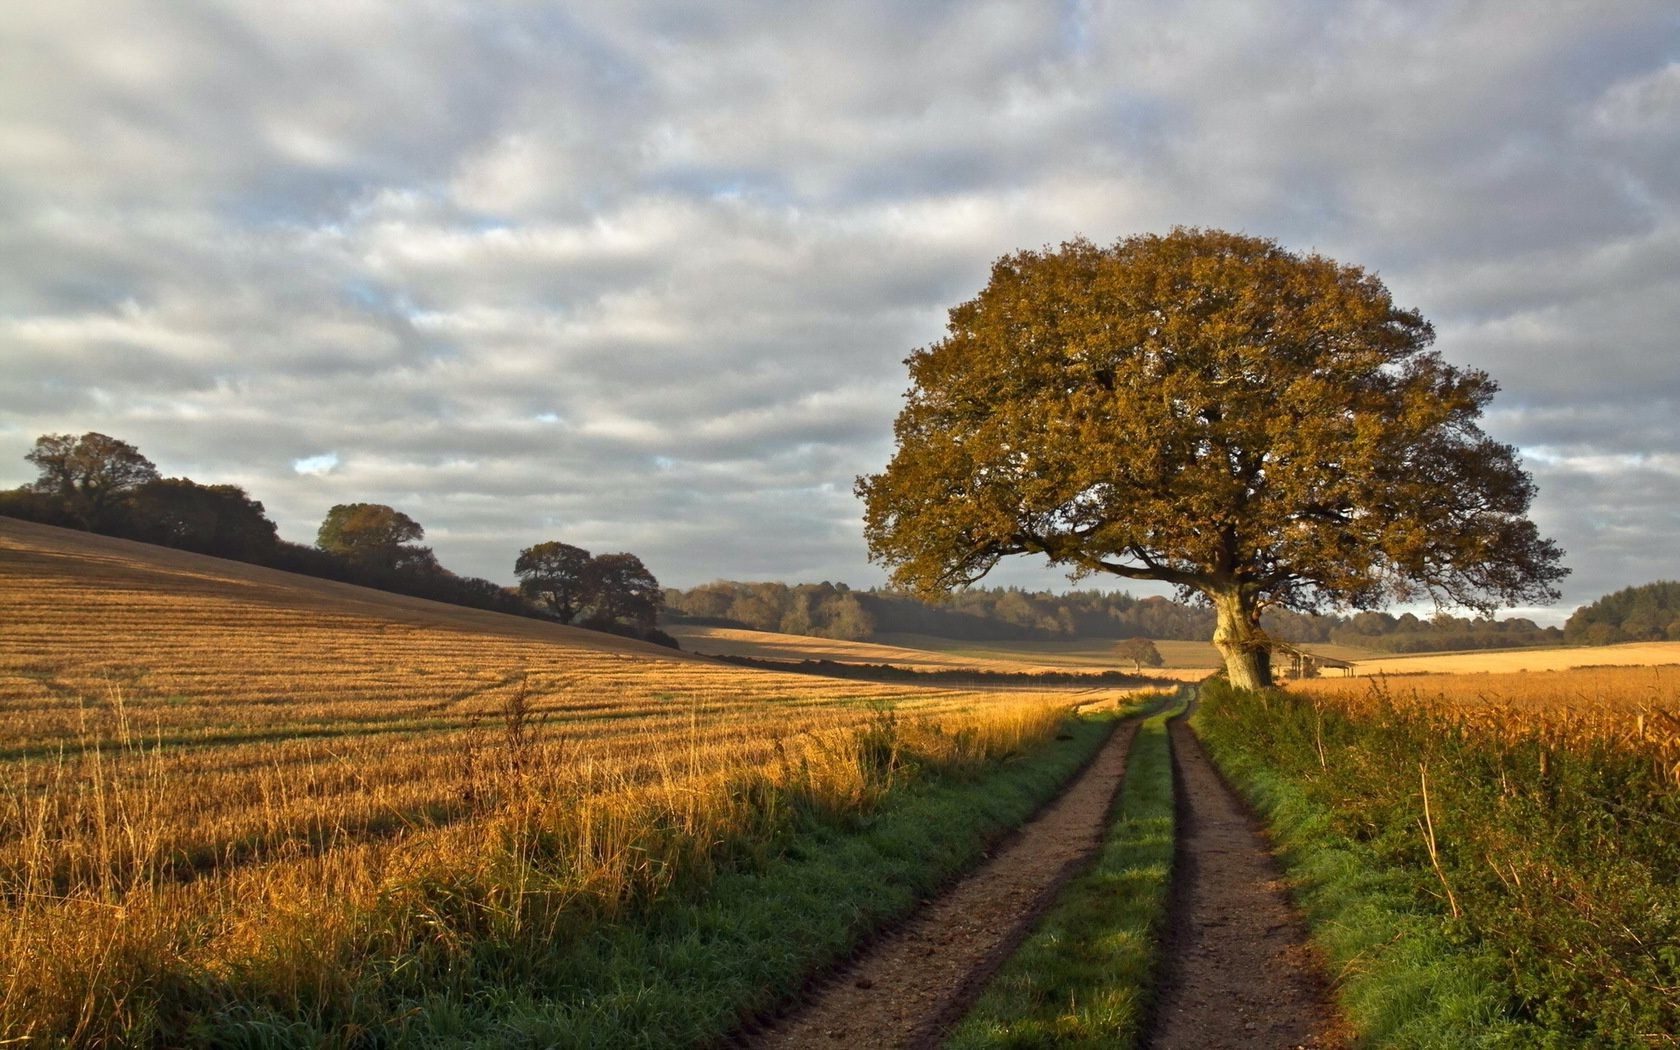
678, 626, 1232, 680
0, 518, 1131, 1043
670, 624, 1221, 679
1344, 639, 1680, 676
1300, 660, 1680, 728
665, 623, 1050, 673
878, 632, 1375, 680
678, 625, 1420, 684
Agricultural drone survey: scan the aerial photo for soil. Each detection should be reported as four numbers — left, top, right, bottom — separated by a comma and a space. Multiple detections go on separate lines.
741, 716, 1145, 1050
1145, 710, 1347, 1049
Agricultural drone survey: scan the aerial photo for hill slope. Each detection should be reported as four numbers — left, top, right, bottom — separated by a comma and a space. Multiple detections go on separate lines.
2, 517, 1130, 1044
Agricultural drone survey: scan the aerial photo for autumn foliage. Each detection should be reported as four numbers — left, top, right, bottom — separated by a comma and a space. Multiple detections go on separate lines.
860, 229, 1566, 687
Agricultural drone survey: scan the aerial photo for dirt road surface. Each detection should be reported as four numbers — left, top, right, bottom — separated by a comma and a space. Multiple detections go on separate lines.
743, 716, 1144, 1049
1146, 712, 1346, 1049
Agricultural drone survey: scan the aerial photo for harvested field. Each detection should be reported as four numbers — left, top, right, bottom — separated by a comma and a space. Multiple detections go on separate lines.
667, 624, 1043, 672
0, 518, 1127, 1043
1345, 640, 1680, 676
1297, 663, 1680, 755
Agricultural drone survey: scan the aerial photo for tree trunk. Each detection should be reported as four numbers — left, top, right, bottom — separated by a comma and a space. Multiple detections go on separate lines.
1210, 587, 1273, 690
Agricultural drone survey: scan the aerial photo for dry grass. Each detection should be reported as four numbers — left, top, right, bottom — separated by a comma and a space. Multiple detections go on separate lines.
1297, 663, 1680, 774
0, 518, 1124, 1044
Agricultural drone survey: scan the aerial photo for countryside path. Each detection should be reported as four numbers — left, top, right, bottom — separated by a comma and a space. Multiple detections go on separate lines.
1146, 706, 1346, 1049
743, 711, 1147, 1050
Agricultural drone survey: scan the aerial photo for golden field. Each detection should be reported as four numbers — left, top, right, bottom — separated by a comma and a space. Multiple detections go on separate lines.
664, 624, 1041, 672
1344, 640, 1680, 676
1297, 664, 1680, 775
0, 518, 1130, 1042
673, 624, 1237, 680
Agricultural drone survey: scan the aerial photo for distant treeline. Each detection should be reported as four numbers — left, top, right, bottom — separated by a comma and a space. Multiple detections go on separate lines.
1564, 581, 1680, 644
1, 432, 675, 647
1326, 611, 1563, 653
664, 580, 1566, 652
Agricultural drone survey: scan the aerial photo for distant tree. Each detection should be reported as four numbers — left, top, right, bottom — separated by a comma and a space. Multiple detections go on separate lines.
728, 584, 786, 632
513, 541, 593, 622
779, 590, 816, 636
677, 582, 738, 620
1115, 636, 1165, 674
858, 229, 1567, 688
127, 478, 279, 559
822, 592, 876, 640
1566, 581, 1680, 644
582, 552, 662, 628
24, 432, 159, 528
316, 503, 434, 572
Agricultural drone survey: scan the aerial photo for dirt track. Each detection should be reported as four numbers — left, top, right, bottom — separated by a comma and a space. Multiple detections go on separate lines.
740, 695, 1345, 1049
743, 716, 1144, 1049
1146, 711, 1345, 1049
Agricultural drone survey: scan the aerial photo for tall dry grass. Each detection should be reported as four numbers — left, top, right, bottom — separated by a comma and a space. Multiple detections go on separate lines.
1202, 672, 1680, 1043
1296, 664, 1680, 786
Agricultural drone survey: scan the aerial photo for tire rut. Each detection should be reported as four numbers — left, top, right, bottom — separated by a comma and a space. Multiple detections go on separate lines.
1145, 704, 1347, 1049
740, 711, 1149, 1050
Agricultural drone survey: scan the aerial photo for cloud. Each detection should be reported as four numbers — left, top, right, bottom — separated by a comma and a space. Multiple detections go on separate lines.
2, 0, 1676, 619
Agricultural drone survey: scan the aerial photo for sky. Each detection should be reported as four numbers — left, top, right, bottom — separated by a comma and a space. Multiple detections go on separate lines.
2, 1, 1676, 621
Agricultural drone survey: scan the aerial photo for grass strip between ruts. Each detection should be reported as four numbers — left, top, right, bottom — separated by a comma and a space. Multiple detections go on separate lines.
198, 700, 1163, 1048
944, 689, 1186, 1048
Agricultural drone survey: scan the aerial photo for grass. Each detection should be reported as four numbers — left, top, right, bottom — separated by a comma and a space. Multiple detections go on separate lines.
360, 707, 1142, 1047
0, 518, 1165, 1045
945, 690, 1186, 1048
70, 705, 1147, 1047
1195, 677, 1680, 1047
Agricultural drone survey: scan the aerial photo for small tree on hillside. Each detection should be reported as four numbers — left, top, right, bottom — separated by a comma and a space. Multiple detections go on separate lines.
1115, 637, 1165, 674
316, 503, 435, 572
581, 552, 662, 628
25, 432, 159, 528
858, 229, 1567, 689
513, 541, 593, 622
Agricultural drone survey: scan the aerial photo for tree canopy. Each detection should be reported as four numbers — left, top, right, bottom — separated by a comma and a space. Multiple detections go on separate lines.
24, 432, 159, 528
127, 478, 279, 560
858, 229, 1567, 687
513, 543, 663, 630
514, 541, 594, 622
581, 552, 662, 629
1565, 581, 1680, 644
316, 503, 436, 573
1115, 636, 1164, 674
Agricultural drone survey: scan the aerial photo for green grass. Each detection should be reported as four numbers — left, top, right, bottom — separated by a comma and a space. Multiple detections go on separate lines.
179, 702, 1163, 1047
1194, 679, 1680, 1047
945, 691, 1185, 1048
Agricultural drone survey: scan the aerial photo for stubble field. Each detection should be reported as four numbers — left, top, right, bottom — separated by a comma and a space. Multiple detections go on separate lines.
0, 518, 1120, 1044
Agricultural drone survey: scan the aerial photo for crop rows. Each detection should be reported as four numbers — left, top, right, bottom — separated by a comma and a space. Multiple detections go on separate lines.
0, 521, 1118, 1043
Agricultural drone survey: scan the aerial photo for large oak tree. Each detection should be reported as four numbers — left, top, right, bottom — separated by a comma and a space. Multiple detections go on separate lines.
857, 229, 1567, 688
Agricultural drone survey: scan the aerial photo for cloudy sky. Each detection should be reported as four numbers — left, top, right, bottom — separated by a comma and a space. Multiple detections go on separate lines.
2, 1, 1676, 619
